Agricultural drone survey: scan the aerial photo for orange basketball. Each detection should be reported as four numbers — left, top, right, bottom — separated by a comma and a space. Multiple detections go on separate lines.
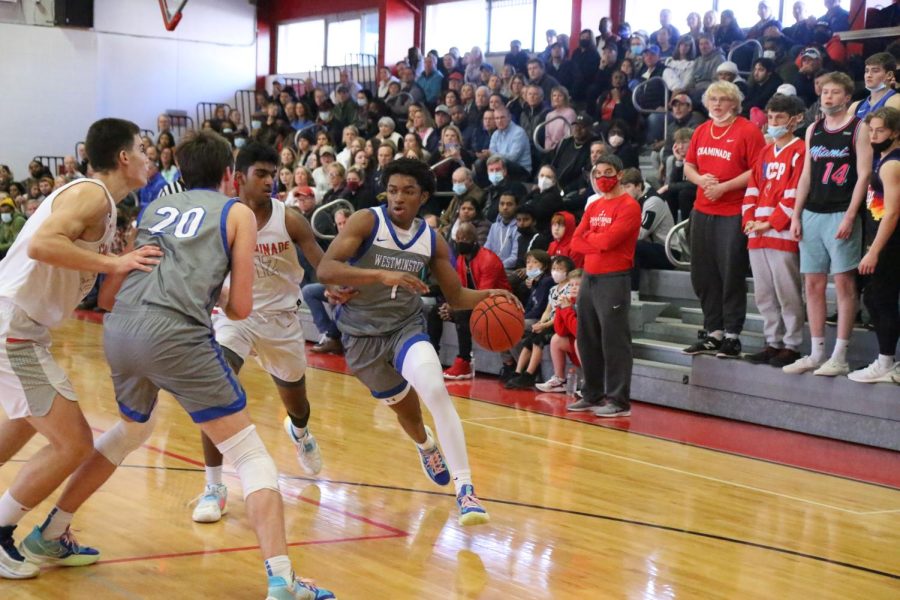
470, 295, 525, 352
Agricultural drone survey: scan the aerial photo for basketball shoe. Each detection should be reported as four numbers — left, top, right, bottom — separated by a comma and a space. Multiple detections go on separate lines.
443, 357, 473, 379
0, 525, 39, 579
456, 484, 490, 526
535, 375, 566, 393
192, 483, 228, 523
416, 425, 450, 486
283, 417, 323, 475
848, 359, 898, 384
266, 574, 336, 600
19, 525, 99, 567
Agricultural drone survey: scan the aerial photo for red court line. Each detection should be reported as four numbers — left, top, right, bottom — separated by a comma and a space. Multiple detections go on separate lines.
304, 349, 900, 490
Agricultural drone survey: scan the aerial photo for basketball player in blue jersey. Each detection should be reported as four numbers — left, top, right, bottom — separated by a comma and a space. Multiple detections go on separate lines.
26, 132, 335, 600
191, 141, 330, 524
318, 158, 521, 526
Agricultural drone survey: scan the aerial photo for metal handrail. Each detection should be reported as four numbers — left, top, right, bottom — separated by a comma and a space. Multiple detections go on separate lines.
727, 39, 763, 77
430, 156, 465, 172
665, 218, 691, 269
310, 199, 354, 240
533, 115, 572, 154
631, 77, 670, 145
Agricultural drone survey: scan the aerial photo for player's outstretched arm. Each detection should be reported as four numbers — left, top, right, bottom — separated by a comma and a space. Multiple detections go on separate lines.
224, 202, 257, 320
317, 209, 428, 293
286, 206, 324, 270
29, 184, 162, 274
430, 235, 520, 311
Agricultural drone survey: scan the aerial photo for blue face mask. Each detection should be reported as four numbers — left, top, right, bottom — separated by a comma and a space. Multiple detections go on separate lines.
767, 125, 789, 139
452, 182, 467, 196
630, 45, 644, 55
234, 137, 247, 148
526, 268, 542, 279
487, 171, 504, 185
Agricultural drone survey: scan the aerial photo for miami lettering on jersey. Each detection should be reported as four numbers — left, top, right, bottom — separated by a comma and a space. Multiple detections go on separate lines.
809, 146, 850, 161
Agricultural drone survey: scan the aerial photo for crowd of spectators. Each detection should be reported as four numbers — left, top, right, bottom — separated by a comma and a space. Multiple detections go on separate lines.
1, 0, 898, 410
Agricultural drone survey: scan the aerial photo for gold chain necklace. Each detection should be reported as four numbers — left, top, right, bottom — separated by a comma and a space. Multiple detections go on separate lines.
709, 117, 737, 140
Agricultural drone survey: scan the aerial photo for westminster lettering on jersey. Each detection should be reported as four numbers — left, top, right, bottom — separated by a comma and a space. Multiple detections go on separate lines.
373, 252, 425, 273
697, 147, 733, 160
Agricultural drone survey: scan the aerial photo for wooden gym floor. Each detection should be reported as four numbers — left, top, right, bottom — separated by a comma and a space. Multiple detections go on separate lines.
1, 317, 898, 599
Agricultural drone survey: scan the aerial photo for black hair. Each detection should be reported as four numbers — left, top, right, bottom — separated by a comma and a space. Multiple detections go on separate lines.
752, 57, 777, 73
526, 249, 551, 269
766, 93, 804, 116
85, 118, 141, 172
174, 131, 234, 190
516, 205, 536, 217
382, 157, 436, 197
235, 141, 279, 173
551, 255, 575, 272
595, 153, 624, 172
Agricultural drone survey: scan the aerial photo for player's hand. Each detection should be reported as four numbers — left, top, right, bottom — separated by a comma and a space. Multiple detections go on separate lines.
858, 250, 878, 275
325, 285, 358, 305
487, 289, 523, 312
835, 216, 855, 240
743, 220, 756, 234
112, 245, 162, 275
379, 270, 430, 294
790, 217, 802, 241
438, 302, 452, 320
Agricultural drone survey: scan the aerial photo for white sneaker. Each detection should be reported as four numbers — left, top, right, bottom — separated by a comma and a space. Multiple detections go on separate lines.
813, 358, 850, 377
535, 375, 566, 393
284, 417, 323, 475
0, 526, 39, 579
192, 483, 228, 523
782, 355, 824, 374
848, 360, 898, 383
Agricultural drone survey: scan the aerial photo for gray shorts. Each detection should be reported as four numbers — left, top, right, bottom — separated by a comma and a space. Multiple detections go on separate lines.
342, 316, 429, 403
799, 211, 862, 274
104, 306, 246, 423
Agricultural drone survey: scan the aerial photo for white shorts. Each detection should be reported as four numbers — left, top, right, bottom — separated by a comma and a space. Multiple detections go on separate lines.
212, 310, 307, 383
0, 300, 77, 420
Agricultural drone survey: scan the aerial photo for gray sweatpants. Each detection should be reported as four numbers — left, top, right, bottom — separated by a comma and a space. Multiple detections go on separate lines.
749, 248, 804, 350
576, 272, 632, 406
690, 212, 748, 334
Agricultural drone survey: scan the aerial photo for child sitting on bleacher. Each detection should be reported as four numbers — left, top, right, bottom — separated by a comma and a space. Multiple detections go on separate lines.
504, 256, 576, 389
536, 269, 583, 393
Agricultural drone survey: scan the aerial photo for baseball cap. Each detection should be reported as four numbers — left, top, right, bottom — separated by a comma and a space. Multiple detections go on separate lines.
435, 104, 451, 115
449, 72, 464, 81
776, 83, 797, 96
800, 47, 822, 61
294, 186, 315, 197
573, 113, 592, 126
319, 146, 336, 157
643, 45, 661, 56
717, 61, 739, 75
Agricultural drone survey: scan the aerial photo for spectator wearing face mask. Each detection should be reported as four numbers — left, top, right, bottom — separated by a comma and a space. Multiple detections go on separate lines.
521, 165, 565, 234
502, 249, 555, 388
440, 167, 484, 232
605, 121, 640, 170
0, 197, 26, 259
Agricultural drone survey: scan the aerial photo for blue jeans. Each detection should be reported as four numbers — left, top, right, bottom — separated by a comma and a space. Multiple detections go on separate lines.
301, 283, 340, 339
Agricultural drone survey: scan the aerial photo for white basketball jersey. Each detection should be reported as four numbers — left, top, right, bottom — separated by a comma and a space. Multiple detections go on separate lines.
0, 179, 117, 328
251, 199, 304, 313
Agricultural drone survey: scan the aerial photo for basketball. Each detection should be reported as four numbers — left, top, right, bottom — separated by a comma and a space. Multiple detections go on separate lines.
470, 295, 525, 352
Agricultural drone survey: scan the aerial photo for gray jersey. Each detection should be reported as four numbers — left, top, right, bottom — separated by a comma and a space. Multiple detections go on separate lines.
115, 190, 237, 328
337, 205, 435, 337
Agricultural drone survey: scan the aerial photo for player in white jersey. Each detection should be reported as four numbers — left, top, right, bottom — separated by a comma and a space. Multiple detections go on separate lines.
192, 142, 328, 523
0, 118, 161, 579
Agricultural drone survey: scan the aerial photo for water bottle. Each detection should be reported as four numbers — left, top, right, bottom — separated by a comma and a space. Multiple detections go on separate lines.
565, 367, 578, 397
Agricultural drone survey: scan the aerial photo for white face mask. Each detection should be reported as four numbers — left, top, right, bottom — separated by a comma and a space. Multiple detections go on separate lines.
866, 82, 887, 93
551, 269, 566, 283
608, 134, 624, 148
762, 50, 776, 60
1, 212, 12, 223
537, 176, 554, 191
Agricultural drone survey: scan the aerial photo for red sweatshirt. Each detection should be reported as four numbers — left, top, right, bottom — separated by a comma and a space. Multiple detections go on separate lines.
454, 246, 511, 291
547, 211, 585, 268
741, 137, 804, 253
570, 193, 642, 274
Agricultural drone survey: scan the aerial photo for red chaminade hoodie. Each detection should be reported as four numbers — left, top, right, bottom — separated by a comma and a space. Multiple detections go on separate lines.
570, 192, 642, 274
547, 211, 585, 268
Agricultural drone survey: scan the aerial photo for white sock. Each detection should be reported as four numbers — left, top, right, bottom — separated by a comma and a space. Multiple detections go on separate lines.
877, 354, 894, 369
810, 337, 826, 363
0, 490, 30, 527
40, 507, 73, 540
289, 423, 308, 441
452, 471, 473, 496
831, 339, 849, 363
709, 330, 724, 341
724, 332, 739, 340
401, 342, 473, 494
264, 554, 293, 584
205, 466, 223, 487
415, 428, 436, 451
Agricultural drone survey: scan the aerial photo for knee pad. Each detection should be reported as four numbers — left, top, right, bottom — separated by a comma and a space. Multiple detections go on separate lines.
374, 382, 411, 406
96, 410, 159, 466
216, 425, 279, 499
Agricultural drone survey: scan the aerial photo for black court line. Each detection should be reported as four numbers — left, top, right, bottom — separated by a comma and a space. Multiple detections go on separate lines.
306, 362, 900, 492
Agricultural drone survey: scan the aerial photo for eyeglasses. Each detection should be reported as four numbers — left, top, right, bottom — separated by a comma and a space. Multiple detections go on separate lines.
670, 100, 690, 108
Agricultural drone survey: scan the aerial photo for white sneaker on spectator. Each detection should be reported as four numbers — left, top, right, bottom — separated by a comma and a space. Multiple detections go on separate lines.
535, 376, 566, 393
782, 355, 823, 374
813, 358, 850, 377
848, 360, 898, 384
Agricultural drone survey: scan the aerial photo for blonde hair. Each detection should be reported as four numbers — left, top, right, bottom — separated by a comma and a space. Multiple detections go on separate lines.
702, 80, 744, 114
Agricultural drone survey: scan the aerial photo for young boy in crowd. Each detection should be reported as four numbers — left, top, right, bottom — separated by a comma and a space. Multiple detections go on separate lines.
539, 270, 584, 394
547, 211, 584, 268
506, 255, 576, 389
742, 94, 807, 367
503, 250, 554, 388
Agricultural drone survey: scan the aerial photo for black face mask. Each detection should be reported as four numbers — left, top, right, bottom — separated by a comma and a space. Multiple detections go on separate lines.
455, 241, 476, 256
516, 226, 534, 236
579, 39, 591, 49
872, 138, 896, 154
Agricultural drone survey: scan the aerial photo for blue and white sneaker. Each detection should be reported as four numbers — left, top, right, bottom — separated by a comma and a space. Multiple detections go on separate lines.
192, 483, 228, 523
456, 484, 490, 526
19, 525, 99, 567
283, 417, 323, 475
266, 574, 336, 600
416, 425, 450, 486
0, 525, 39, 579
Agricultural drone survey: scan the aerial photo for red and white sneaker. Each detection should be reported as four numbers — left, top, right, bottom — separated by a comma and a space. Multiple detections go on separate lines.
443, 357, 473, 380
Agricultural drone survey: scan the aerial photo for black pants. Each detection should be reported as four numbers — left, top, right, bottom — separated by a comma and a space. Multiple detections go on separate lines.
427, 305, 473, 360
690, 212, 748, 335
576, 272, 632, 406
663, 182, 697, 222
632, 240, 675, 291
863, 243, 900, 356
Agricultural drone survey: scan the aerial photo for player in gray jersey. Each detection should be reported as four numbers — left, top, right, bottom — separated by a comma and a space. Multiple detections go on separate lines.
28, 132, 334, 600
318, 158, 520, 526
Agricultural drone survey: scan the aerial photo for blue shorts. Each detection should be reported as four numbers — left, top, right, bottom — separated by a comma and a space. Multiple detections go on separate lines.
799, 211, 862, 275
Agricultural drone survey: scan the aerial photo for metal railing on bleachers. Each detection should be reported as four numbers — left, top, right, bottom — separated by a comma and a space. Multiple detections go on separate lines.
632, 77, 670, 143
310, 199, 354, 240
665, 218, 691, 270
533, 115, 572, 155
33, 155, 65, 177
140, 129, 155, 140
727, 39, 762, 76
234, 90, 255, 129
196, 102, 232, 129
165, 111, 195, 139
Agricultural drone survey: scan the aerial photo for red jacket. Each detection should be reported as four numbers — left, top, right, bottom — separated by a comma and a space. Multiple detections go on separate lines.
571, 193, 642, 274
741, 137, 804, 253
455, 246, 511, 290
547, 211, 585, 268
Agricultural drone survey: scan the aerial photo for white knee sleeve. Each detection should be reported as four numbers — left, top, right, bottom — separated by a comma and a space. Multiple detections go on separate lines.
216, 425, 279, 499
96, 410, 159, 466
